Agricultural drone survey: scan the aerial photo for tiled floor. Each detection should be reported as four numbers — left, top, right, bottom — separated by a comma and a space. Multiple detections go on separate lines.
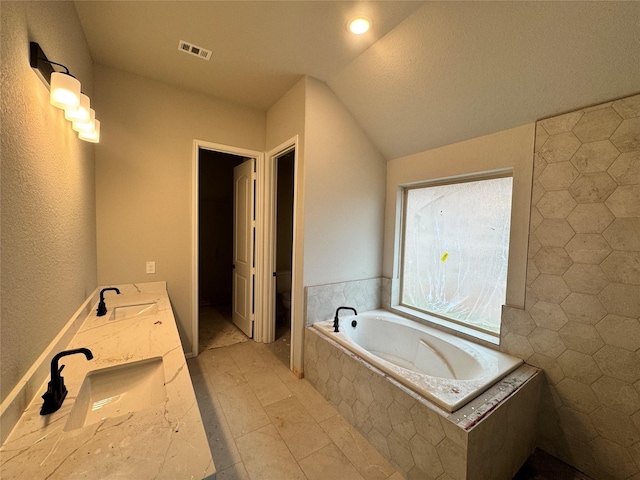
188, 316, 402, 479
189, 313, 591, 480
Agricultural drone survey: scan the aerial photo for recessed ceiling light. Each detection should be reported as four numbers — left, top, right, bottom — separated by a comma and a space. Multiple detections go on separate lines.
349, 18, 370, 35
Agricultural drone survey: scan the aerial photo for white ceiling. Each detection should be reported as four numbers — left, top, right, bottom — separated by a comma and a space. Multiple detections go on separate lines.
75, 1, 640, 160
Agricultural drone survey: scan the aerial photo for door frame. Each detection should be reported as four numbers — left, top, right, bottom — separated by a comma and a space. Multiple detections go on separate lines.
191, 140, 263, 357
263, 137, 300, 372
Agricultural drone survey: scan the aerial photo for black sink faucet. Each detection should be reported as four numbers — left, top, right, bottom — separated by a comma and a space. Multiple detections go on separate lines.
334, 306, 357, 333
40, 348, 93, 415
96, 287, 120, 316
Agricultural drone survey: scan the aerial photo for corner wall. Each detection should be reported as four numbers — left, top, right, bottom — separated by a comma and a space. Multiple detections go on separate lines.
500, 94, 640, 479
303, 78, 386, 287
93, 65, 265, 354
0, 1, 97, 403
266, 77, 386, 374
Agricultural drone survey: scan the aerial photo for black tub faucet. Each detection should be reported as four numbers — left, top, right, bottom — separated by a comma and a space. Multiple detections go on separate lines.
96, 287, 120, 316
41, 348, 93, 415
334, 306, 357, 333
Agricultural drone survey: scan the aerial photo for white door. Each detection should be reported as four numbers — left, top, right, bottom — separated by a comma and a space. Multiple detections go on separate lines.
232, 158, 255, 337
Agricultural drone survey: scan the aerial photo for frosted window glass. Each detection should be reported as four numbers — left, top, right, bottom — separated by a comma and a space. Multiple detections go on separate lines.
401, 176, 513, 334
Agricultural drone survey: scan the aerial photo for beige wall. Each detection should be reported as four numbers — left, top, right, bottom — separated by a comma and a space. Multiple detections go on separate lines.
266, 78, 307, 373
384, 124, 535, 309
93, 65, 265, 354
0, 2, 97, 402
265, 77, 386, 374
304, 77, 386, 286
500, 95, 640, 479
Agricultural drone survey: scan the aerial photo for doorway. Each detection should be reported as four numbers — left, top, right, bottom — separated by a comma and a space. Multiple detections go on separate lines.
271, 149, 295, 366
197, 148, 250, 352
192, 138, 301, 374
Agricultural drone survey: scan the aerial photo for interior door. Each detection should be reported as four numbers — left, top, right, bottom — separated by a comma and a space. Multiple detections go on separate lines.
232, 158, 255, 337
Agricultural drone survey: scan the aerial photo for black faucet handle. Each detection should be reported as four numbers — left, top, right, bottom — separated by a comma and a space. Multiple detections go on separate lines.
41, 348, 93, 415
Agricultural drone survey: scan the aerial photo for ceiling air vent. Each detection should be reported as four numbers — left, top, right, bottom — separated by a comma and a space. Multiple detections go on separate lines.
178, 40, 212, 61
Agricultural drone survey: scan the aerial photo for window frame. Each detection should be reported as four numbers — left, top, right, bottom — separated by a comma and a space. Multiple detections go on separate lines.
397, 169, 514, 340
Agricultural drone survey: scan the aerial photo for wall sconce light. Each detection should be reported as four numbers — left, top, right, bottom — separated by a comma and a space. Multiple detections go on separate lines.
29, 42, 100, 143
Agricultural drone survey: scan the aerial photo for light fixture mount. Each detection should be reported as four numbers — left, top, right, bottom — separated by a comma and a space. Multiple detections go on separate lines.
29, 42, 57, 87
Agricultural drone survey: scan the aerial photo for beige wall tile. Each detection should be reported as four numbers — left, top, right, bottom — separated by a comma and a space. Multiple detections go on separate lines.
538, 161, 579, 190
563, 264, 609, 295
540, 132, 582, 163
603, 218, 640, 251
566, 203, 615, 233
572, 108, 623, 143
569, 171, 618, 203
595, 314, 640, 351
606, 185, 640, 217
591, 376, 640, 416
539, 111, 584, 135
556, 350, 602, 384
608, 151, 640, 184
564, 234, 612, 264
593, 345, 640, 384
610, 117, 640, 152
530, 301, 569, 330
557, 321, 604, 354
572, 140, 620, 173
612, 94, 640, 119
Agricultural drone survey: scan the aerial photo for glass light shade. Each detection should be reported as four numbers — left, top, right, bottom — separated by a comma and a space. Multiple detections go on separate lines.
78, 120, 100, 143
50, 72, 81, 110
64, 94, 91, 122
349, 18, 370, 34
72, 108, 95, 133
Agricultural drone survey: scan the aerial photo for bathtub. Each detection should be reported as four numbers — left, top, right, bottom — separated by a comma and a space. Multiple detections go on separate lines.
312, 309, 523, 412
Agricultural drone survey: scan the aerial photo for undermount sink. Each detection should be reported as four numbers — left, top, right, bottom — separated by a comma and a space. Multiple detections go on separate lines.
64, 357, 166, 431
109, 302, 158, 320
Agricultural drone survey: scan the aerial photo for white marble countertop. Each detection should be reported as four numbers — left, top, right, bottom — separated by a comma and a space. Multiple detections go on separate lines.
0, 282, 215, 479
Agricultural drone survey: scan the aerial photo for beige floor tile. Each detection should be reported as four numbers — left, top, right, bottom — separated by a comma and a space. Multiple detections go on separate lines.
299, 443, 366, 480
265, 396, 332, 461
320, 414, 396, 480
202, 351, 247, 393
244, 367, 293, 407
228, 341, 267, 374
215, 462, 251, 480
287, 378, 339, 423
202, 406, 243, 471
217, 382, 271, 438
236, 424, 307, 480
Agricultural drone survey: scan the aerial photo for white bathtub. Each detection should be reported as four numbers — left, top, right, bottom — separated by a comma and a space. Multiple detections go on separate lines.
312, 309, 523, 412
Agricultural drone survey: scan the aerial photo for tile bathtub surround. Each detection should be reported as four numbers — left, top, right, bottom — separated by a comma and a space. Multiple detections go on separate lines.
187, 338, 403, 480
0, 283, 214, 479
498, 93, 640, 479
305, 278, 382, 326
305, 327, 542, 480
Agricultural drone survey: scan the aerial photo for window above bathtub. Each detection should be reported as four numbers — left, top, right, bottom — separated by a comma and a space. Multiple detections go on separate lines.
398, 171, 513, 338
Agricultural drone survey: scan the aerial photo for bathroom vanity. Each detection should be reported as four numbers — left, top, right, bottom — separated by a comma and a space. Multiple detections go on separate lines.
0, 283, 215, 479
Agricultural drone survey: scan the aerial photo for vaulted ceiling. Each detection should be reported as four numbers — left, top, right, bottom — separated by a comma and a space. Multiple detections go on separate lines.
75, 1, 640, 160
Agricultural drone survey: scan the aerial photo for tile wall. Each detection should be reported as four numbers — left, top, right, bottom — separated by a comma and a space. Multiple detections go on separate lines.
499, 93, 640, 479
305, 278, 382, 325
305, 328, 541, 479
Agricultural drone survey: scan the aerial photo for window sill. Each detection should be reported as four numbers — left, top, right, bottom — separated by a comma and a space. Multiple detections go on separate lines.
390, 305, 501, 346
